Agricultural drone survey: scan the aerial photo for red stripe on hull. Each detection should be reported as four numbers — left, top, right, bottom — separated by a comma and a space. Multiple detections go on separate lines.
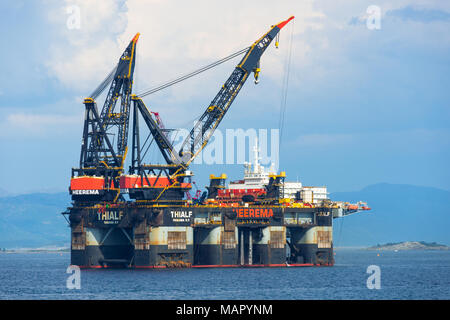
135, 265, 170, 269
78, 263, 333, 269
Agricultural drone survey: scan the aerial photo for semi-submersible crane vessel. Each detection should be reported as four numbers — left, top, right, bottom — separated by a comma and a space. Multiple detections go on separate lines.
63, 16, 370, 268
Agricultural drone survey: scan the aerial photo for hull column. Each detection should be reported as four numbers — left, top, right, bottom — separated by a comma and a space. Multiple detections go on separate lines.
288, 226, 333, 266
194, 226, 238, 266
135, 225, 193, 268
71, 223, 133, 268
252, 226, 286, 265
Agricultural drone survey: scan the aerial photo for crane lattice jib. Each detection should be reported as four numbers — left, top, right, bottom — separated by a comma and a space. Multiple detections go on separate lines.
82, 33, 139, 170
178, 16, 294, 167
132, 96, 182, 166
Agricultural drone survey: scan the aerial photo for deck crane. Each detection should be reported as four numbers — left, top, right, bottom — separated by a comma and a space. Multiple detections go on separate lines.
70, 33, 140, 202
150, 112, 170, 137
178, 16, 294, 167
124, 16, 295, 203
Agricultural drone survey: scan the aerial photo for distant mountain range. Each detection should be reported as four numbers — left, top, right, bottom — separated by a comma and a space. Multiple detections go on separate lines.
0, 192, 71, 248
0, 183, 448, 248
331, 183, 450, 247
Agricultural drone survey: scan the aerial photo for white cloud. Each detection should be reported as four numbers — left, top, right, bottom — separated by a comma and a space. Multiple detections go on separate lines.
44, 0, 324, 96
121, 0, 323, 89
8, 113, 77, 126
290, 129, 450, 153
0, 112, 81, 138
42, 0, 450, 130
48, 38, 122, 91
45, 0, 128, 91
40, 0, 329, 131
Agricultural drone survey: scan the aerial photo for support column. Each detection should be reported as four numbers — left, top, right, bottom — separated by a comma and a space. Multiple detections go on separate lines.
248, 229, 253, 265
240, 229, 244, 265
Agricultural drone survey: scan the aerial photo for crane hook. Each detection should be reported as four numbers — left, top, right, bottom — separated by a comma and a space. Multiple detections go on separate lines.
254, 61, 261, 84
254, 68, 260, 84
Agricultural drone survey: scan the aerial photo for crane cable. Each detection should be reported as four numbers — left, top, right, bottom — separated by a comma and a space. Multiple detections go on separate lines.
88, 46, 249, 100
133, 47, 250, 150
90, 63, 119, 99
278, 20, 294, 149
136, 47, 250, 98
337, 214, 345, 248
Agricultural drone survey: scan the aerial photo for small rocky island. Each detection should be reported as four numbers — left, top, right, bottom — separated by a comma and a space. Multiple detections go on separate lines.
368, 241, 449, 251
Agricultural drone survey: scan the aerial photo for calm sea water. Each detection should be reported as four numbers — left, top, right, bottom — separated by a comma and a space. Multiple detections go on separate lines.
0, 249, 449, 300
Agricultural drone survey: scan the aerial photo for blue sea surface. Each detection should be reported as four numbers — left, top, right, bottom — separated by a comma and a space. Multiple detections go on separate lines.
0, 249, 449, 300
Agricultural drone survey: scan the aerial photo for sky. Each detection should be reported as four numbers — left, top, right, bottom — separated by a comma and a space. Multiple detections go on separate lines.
0, 0, 449, 195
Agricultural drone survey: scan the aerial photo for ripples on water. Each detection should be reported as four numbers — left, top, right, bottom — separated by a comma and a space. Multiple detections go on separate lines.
0, 249, 449, 300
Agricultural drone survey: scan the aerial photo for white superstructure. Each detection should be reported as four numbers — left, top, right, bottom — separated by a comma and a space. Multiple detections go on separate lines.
228, 138, 275, 190
227, 139, 328, 204
283, 181, 303, 199
301, 186, 328, 204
